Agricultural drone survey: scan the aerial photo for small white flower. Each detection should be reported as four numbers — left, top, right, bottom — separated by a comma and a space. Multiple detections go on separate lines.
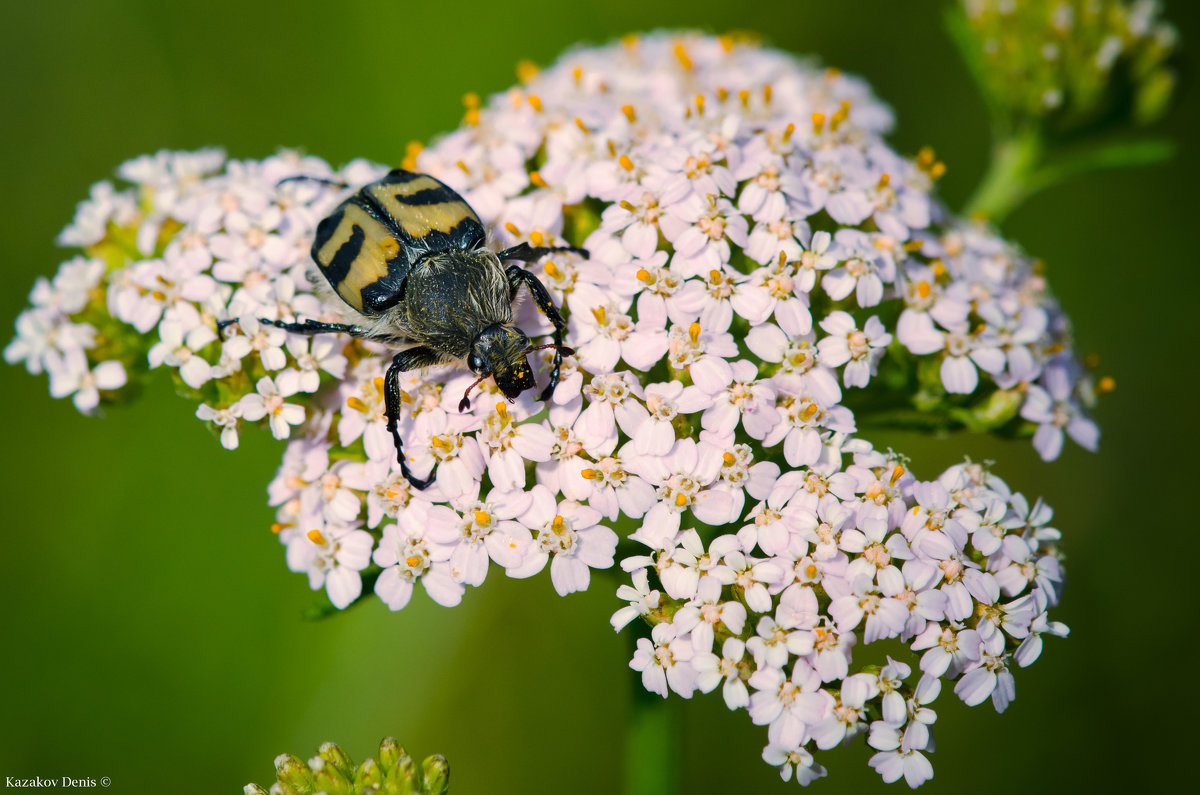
238, 373, 306, 439
48, 350, 126, 413
817, 312, 892, 388
286, 522, 374, 610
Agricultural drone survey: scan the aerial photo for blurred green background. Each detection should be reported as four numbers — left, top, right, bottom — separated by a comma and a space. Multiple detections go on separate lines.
1, 1, 1195, 792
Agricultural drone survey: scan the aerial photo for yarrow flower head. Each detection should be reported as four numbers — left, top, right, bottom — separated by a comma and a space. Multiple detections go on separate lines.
10, 31, 1091, 788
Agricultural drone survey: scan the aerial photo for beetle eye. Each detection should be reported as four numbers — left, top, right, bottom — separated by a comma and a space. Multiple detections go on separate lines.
468, 353, 485, 373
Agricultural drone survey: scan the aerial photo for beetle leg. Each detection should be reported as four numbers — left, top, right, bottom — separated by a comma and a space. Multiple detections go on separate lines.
217, 317, 372, 341
261, 318, 371, 336
506, 265, 570, 402
497, 241, 590, 263
216, 319, 239, 340
384, 346, 443, 490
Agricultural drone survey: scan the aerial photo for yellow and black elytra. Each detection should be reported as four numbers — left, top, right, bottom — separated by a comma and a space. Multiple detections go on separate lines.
219, 168, 585, 490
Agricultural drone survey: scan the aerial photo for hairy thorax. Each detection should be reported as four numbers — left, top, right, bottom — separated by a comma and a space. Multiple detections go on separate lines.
403, 250, 513, 357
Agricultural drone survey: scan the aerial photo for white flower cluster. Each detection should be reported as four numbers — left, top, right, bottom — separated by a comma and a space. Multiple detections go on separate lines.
7, 33, 1085, 787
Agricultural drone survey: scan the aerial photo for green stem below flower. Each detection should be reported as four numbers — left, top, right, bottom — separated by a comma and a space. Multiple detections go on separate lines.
962, 127, 1043, 224
624, 688, 680, 795
963, 128, 1175, 225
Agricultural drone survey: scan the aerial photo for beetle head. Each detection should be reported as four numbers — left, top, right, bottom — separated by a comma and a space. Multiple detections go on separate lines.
468, 324, 534, 399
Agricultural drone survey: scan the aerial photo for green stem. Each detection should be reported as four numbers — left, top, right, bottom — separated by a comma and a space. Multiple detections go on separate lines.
624, 689, 680, 795
963, 128, 1175, 225
962, 127, 1043, 223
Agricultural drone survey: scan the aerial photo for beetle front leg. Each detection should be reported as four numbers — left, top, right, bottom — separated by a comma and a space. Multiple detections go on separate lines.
384, 346, 443, 490
506, 265, 571, 402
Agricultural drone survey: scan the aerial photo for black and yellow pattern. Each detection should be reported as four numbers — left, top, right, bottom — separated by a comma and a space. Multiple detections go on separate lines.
312, 170, 486, 314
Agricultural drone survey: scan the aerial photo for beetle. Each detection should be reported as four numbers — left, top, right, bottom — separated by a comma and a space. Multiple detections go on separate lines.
220, 168, 584, 489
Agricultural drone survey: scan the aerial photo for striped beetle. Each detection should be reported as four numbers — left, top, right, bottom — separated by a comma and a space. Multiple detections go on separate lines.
220, 169, 583, 489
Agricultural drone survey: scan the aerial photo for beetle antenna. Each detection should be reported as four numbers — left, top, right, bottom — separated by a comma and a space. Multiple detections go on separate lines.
458, 374, 487, 412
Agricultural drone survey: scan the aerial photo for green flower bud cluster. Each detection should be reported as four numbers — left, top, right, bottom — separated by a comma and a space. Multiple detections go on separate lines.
244, 738, 449, 795
955, 0, 1177, 132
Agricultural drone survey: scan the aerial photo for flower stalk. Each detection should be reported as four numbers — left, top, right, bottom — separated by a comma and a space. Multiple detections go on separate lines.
625, 688, 681, 795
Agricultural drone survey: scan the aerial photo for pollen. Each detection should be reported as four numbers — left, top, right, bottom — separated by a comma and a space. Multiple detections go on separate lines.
695, 94, 706, 115
270, 522, 287, 535
517, 59, 539, 83
373, 377, 385, 394
890, 464, 906, 485
431, 436, 454, 451
716, 86, 729, 102
930, 162, 946, 180
474, 510, 491, 525
592, 306, 607, 325
551, 515, 565, 531
572, 65, 583, 84
673, 42, 694, 70
402, 140, 423, 171
581, 468, 598, 479
530, 170, 548, 188
1098, 376, 1116, 393
675, 493, 688, 507
738, 88, 751, 107
830, 101, 850, 130
346, 396, 370, 413
718, 34, 735, 53
575, 117, 590, 133
723, 452, 736, 465
812, 112, 826, 134
463, 92, 481, 124
306, 529, 326, 545
505, 222, 521, 238
917, 281, 931, 299
528, 95, 544, 112
782, 122, 795, 142
530, 230, 545, 247
544, 261, 561, 278
636, 268, 652, 282
877, 174, 890, 189
456, 160, 471, 175
619, 154, 635, 172
689, 322, 701, 342
405, 555, 422, 568
801, 403, 819, 421
763, 83, 773, 104
709, 269, 722, 282
621, 104, 637, 122
495, 402, 507, 416
904, 240, 924, 252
